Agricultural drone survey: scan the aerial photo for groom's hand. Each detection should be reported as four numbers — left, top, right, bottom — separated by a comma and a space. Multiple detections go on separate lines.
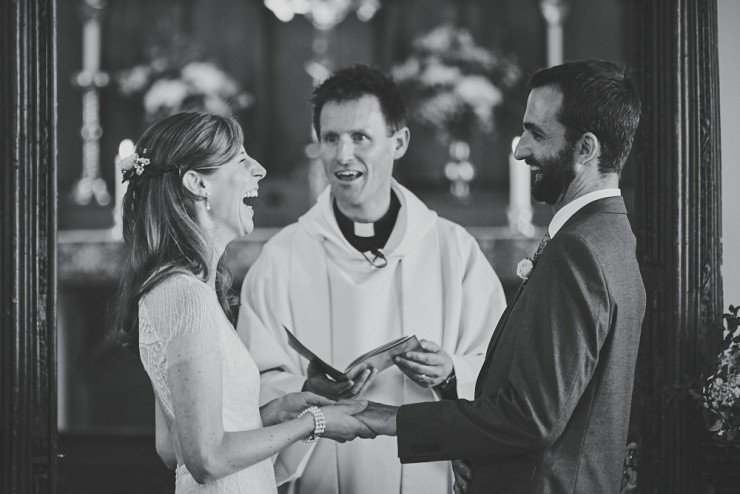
304, 361, 376, 400
452, 459, 472, 494
354, 401, 398, 436
320, 400, 377, 442
394, 339, 454, 388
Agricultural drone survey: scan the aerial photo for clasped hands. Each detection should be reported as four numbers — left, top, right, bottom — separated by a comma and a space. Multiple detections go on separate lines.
262, 391, 397, 442
313, 399, 399, 442
265, 393, 472, 489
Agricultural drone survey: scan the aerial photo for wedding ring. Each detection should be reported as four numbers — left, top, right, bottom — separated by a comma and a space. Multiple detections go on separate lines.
419, 374, 426, 382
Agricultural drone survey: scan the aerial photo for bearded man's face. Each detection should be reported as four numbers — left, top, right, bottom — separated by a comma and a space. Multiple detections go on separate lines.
514, 86, 577, 205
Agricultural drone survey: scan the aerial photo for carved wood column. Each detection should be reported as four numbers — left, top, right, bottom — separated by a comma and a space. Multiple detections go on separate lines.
1, 0, 58, 492
630, 0, 723, 492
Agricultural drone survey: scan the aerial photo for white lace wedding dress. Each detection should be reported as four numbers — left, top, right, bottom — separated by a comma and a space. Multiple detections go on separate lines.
139, 273, 277, 493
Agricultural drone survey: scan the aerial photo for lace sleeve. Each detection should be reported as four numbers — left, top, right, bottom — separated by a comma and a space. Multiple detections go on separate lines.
142, 274, 222, 365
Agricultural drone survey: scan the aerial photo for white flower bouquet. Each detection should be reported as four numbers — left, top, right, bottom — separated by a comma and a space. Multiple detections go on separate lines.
116, 46, 252, 123
694, 305, 740, 447
392, 24, 520, 144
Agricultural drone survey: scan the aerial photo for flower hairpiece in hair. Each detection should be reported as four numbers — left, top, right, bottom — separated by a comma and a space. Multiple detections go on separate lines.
119, 148, 151, 181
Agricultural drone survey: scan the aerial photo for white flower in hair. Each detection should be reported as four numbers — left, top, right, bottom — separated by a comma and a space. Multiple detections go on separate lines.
118, 150, 151, 178
133, 155, 151, 175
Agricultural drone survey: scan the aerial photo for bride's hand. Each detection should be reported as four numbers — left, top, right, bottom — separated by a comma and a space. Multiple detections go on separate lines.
260, 392, 335, 426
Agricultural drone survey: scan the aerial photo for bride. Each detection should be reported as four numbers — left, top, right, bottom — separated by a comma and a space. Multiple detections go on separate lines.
112, 112, 373, 493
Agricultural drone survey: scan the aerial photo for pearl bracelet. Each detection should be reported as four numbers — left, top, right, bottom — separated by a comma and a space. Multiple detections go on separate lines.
298, 406, 326, 443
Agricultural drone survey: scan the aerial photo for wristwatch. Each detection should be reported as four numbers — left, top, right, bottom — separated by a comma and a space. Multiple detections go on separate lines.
435, 369, 456, 391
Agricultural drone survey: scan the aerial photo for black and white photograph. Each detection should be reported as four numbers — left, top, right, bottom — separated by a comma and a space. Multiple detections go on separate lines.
2, 0, 739, 493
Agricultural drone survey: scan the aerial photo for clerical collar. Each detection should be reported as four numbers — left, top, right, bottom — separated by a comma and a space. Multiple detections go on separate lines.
333, 191, 401, 254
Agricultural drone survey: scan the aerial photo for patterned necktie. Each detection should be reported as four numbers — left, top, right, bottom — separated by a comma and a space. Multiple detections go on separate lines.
532, 232, 551, 263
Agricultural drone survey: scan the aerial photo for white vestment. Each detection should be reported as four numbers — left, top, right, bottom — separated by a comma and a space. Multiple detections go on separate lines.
237, 181, 506, 494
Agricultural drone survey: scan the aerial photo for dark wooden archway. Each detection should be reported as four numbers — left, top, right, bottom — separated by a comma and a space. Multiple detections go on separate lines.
629, 0, 731, 492
1, 1, 58, 493
0, 0, 732, 492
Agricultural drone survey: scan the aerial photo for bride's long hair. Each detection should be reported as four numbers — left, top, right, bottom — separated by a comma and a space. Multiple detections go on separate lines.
112, 112, 242, 352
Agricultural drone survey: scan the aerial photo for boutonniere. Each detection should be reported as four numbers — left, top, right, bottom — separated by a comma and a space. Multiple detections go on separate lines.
516, 257, 534, 281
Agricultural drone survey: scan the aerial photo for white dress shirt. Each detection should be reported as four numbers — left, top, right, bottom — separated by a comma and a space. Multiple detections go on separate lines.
548, 188, 622, 238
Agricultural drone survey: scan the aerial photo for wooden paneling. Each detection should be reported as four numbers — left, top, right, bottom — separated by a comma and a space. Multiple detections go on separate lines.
0, 0, 58, 491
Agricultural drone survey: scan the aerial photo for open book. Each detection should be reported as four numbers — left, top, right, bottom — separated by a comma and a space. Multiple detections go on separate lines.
283, 325, 421, 381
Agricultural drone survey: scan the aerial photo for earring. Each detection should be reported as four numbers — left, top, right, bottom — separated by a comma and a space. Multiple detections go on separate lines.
204, 192, 211, 211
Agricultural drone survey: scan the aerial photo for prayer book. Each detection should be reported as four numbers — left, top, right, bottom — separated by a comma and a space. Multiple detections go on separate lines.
283, 325, 422, 381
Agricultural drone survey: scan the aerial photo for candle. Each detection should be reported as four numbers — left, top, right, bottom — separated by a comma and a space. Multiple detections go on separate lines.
547, 24, 563, 67
509, 137, 530, 210
540, 0, 568, 67
508, 136, 534, 236
111, 139, 134, 239
82, 18, 101, 73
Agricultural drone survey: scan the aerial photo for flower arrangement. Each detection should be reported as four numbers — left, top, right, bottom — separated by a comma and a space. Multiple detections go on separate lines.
116, 46, 253, 123
694, 305, 740, 447
392, 24, 521, 145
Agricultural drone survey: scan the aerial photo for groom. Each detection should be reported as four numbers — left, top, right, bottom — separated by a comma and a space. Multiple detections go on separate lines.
355, 59, 646, 493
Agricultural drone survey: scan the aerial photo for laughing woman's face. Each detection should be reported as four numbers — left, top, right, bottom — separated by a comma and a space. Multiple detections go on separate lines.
206, 146, 266, 238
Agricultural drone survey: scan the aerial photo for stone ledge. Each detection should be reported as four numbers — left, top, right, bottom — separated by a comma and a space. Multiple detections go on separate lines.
58, 227, 543, 287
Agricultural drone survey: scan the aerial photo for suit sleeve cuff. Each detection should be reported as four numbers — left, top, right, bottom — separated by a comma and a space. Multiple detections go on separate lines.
397, 401, 455, 464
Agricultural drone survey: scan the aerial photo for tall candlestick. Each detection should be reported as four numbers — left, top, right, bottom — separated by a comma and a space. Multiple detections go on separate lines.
508, 136, 534, 236
72, 0, 111, 207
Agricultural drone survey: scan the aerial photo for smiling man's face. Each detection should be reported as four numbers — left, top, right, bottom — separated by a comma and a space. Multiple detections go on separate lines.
514, 86, 577, 205
318, 94, 408, 222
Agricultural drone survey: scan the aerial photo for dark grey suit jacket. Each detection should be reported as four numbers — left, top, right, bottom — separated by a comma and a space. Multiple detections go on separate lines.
397, 197, 646, 493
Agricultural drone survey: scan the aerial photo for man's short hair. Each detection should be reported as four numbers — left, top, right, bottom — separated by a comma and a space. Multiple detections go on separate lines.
312, 64, 407, 137
528, 59, 641, 174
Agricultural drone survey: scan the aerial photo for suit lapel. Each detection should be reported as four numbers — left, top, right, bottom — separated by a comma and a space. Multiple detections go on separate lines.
483, 284, 523, 360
